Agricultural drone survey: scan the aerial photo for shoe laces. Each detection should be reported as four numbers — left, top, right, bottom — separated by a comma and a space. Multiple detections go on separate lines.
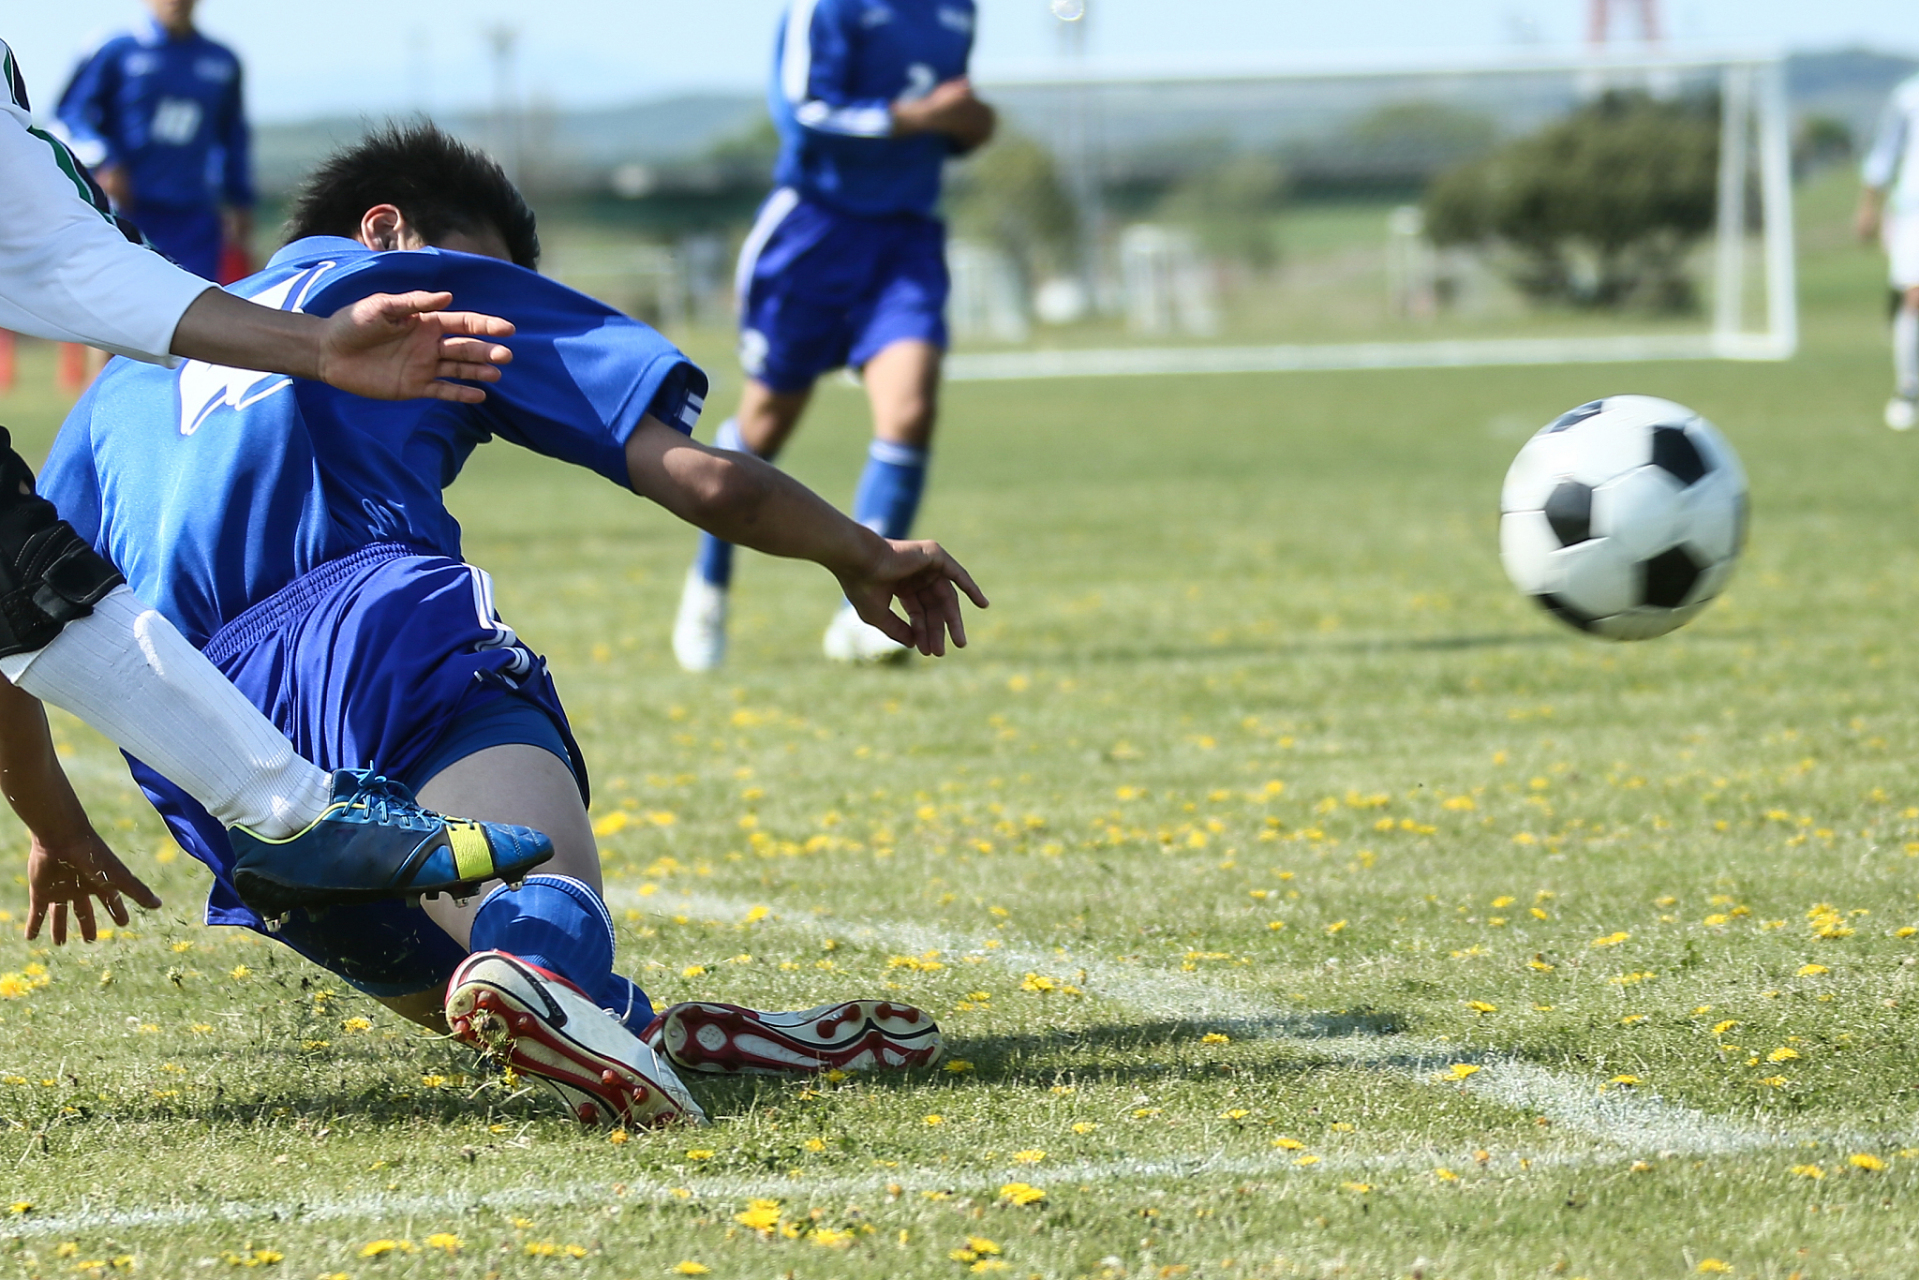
341, 772, 441, 831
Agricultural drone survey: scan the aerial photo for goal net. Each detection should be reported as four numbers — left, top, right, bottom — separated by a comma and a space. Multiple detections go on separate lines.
946, 48, 1796, 383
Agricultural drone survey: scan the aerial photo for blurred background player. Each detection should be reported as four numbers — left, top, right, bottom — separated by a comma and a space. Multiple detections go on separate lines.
1859, 64, 1919, 431
2, 33, 551, 943
55, 0, 253, 284
673, 0, 995, 670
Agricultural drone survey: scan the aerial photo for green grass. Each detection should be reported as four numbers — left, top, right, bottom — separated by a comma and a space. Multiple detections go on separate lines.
0, 173, 1916, 1277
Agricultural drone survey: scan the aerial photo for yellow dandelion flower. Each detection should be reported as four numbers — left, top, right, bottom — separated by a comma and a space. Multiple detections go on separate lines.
1767, 1048, 1799, 1063
1591, 932, 1629, 948
1072, 1122, 1098, 1134
1796, 964, 1828, 976
425, 1233, 461, 1252
1000, 1182, 1046, 1206
1850, 1153, 1887, 1171
1630, 1161, 1653, 1173
673, 1264, 711, 1276
924, 1114, 944, 1126
1696, 1260, 1733, 1274
1434, 1167, 1459, 1181
608, 1128, 629, 1145
1791, 1164, 1824, 1179
228, 965, 251, 980
1293, 1154, 1320, 1166
811, 1228, 853, 1248
735, 1199, 782, 1232
1221, 1108, 1250, 1120
966, 1237, 1002, 1255
1441, 1063, 1481, 1081
1758, 1076, 1787, 1087
685, 1149, 714, 1160
944, 1060, 975, 1074
1467, 1001, 1497, 1014
1609, 1075, 1641, 1086
1341, 1181, 1371, 1193
359, 1241, 398, 1257
1011, 1149, 1046, 1164
1273, 1137, 1305, 1149
1201, 1032, 1231, 1044
1711, 1020, 1738, 1036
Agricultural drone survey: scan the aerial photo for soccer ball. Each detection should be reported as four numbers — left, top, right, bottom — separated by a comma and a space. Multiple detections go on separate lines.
1499, 395, 1747, 640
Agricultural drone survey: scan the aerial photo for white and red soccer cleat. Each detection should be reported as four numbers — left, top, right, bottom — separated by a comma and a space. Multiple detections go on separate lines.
645, 1000, 943, 1075
445, 950, 706, 1127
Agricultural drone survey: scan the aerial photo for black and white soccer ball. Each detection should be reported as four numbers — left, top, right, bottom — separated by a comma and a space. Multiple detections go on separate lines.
1500, 395, 1747, 640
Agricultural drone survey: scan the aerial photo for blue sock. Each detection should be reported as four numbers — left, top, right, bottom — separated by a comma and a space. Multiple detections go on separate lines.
469, 874, 649, 1022
852, 439, 930, 539
694, 418, 751, 587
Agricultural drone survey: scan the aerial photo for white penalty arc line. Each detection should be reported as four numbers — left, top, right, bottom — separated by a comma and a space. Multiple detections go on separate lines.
616, 887, 1826, 1161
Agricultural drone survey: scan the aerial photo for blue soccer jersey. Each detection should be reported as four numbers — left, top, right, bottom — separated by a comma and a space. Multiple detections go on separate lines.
770, 0, 977, 217
39, 236, 708, 649
54, 15, 252, 213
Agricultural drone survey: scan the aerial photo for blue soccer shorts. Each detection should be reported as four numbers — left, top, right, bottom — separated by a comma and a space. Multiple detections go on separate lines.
127, 543, 584, 997
130, 205, 224, 282
736, 188, 950, 394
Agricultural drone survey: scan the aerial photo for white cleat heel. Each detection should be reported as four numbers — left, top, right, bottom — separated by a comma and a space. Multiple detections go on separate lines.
1886, 397, 1917, 431
822, 604, 909, 665
672, 568, 729, 672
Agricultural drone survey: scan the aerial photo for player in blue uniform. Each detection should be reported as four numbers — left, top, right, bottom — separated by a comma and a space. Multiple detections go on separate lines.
673, 0, 996, 670
55, 0, 252, 280
41, 124, 985, 1126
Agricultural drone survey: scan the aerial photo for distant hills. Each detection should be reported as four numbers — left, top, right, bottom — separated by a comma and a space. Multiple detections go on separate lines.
251, 47, 1915, 201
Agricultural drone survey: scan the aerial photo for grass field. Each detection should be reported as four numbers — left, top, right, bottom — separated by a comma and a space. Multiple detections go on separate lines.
0, 171, 1916, 1278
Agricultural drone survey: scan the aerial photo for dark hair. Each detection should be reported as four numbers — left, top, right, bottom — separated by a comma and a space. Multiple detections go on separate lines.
285, 120, 540, 269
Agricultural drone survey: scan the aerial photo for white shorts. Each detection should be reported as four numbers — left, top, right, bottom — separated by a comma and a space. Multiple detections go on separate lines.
1886, 210, 1919, 289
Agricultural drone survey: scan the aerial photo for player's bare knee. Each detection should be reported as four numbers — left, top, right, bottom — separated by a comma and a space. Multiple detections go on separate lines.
1904, 284, 1919, 312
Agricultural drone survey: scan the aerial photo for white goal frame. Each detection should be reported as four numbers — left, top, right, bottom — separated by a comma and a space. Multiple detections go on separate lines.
951, 48, 1797, 383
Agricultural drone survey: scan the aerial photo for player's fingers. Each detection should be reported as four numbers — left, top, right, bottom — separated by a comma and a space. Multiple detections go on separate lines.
73, 894, 96, 944
51, 902, 67, 947
864, 603, 917, 648
932, 576, 966, 651
434, 356, 506, 383
25, 897, 46, 941
941, 553, 989, 610
436, 336, 513, 367
430, 310, 517, 341
421, 380, 491, 405
370, 290, 456, 320
115, 868, 162, 911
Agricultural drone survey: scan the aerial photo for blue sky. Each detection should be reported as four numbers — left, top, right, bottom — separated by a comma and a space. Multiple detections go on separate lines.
6, 0, 1917, 122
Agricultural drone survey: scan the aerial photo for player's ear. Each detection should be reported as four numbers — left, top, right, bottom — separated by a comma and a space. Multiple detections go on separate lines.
358, 204, 409, 253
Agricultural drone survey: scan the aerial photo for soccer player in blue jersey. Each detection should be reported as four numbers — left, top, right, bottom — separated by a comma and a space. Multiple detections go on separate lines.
55, 0, 252, 281
40, 124, 982, 1126
673, 0, 996, 670
2, 33, 552, 946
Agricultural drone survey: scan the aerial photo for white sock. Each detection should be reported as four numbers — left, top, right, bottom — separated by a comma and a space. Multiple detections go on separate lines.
1896, 307, 1919, 400
0, 587, 332, 837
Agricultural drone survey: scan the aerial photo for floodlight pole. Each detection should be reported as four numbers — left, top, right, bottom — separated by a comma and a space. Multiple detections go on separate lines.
1056, 2, 1106, 310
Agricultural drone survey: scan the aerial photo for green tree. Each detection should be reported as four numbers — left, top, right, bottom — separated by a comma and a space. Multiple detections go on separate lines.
1424, 91, 1719, 311
946, 133, 1079, 286
1155, 152, 1289, 270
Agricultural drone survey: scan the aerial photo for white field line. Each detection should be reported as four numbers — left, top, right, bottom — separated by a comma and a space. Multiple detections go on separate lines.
1, 889, 1861, 1239
620, 887, 1812, 1160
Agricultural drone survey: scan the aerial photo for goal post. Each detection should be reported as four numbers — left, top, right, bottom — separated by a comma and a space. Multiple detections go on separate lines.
947, 48, 1798, 383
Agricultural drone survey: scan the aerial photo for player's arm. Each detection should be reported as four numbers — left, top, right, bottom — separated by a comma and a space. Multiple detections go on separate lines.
217, 58, 255, 250
891, 76, 995, 153
0, 678, 161, 945
1860, 95, 1908, 243
0, 104, 514, 399
51, 42, 126, 201
781, 0, 902, 141
625, 417, 987, 655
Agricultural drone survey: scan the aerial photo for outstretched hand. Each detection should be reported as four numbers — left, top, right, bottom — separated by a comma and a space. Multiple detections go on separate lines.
26, 826, 162, 946
837, 539, 989, 657
315, 291, 515, 404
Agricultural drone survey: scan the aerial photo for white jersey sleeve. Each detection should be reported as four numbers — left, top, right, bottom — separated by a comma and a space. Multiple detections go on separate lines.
0, 38, 211, 365
1864, 73, 1919, 214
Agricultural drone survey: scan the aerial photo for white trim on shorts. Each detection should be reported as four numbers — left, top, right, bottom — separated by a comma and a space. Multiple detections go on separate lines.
734, 186, 803, 305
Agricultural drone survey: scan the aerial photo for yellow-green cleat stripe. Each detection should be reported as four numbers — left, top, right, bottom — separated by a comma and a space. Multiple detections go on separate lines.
445, 821, 495, 882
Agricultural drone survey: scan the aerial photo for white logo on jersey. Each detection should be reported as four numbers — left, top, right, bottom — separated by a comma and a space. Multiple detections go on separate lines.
194, 56, 234, 83
176, 272, 326, 436
897, 62, 937, 103
860, 4, 894, 26
150, 97, 202, 145
938, 6, 974, 33
124, 53, 160, 77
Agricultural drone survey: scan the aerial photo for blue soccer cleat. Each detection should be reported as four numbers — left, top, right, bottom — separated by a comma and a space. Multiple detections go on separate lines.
228, 769, 553, 918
